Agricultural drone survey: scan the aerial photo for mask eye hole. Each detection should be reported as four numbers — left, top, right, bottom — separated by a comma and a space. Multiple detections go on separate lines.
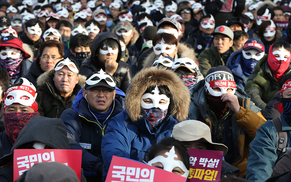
91, 76, 100, 81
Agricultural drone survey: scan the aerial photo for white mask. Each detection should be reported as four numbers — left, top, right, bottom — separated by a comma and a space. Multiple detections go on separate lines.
147, 146, 189, 178
1, 28, 18, 38
120, 41, 126, 51
0, 48, 21, 60
6, 5, 17, 13
200, 15, 215, 29
23, 0, 33, 6
242, 49, 264, 61
56, 8, 69, 18
165, 2, 177, 12
141, 86, 170, 110
138, 17, 152, 26
153, 38, 176, 56
273, 46, 291, 62
27, 23, 42, 36
99, 45, 118, 55
94, 14, 107, 22
116, 29, 132, 36
87, 1, 96, 9
54, 58, 79, 73
22, 13, 36, 24
71, 25, 88, 36
257, 9, 271, 26
43, 27, 61, 40
33, 9, 41, 16
33, 142, 46, 149
119, 12, 133, 22
86, 22, 100, 34
171, 57, 198, 70
264, 21, 276, 37
71, 2, 81, 12
17, 4, 27, 11
11, 20, 22, 27
86, 69, 116, 87
109, 2, 121, 9
74, 11, 87, 20
152, 56, 173, 68
157, 28, 179, 39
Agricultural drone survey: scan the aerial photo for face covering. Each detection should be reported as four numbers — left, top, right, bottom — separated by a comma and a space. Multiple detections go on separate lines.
181, 75, 198, 90
76, 52, 90, 59
62, 35, 70, 43
282, 98, 291, 125
4, 112, 40, 145
106, 20, 113, 27
241, 49, 264, 76
206, 94, 228, 119
141, 107, 168, 126
267, 44, 291, 81
1, 55, 23, 79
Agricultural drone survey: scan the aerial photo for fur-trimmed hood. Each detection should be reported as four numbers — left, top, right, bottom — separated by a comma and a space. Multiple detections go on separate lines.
112, 26, 139, 47
125, 67, 190, 122
36, 69, 86, 87
256, 1, 277, 16
143, 43, 197, 68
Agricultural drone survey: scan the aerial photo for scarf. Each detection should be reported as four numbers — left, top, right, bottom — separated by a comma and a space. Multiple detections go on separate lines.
141, 107, 168, 127
282, 98, 291, 126
206, 94, 228, 119
181, 75, 198, 90
4, 112, 40, 145
242, 56, 258, 76
221, 49, 230, 64
90, 105, 112, 124
267, 44, 291, 82
1, 56, 23, 79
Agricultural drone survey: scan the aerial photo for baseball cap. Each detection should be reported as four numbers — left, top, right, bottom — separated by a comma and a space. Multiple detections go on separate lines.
115, 21, 133, 31
93, 9, 107, 17
157, 17, 180, 32
85, 69, 116, 90
0, 36, 30, 59
213, 25, 234, 40
142, 26, 157, 40
172, 120, 228, 156
226, 17, 244, 31
0, 16, 10, 27
243, 38, 265, 53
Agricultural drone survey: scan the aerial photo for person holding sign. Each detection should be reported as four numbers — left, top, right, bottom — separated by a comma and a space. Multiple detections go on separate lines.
188, 66, 266, 177
102, 68, 190, 180
172, 120, 240, 179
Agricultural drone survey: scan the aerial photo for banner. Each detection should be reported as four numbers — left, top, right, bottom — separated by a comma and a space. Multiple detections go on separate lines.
106, 155, 187, 182
13, 149, 82, 181
187, 149, 223, 182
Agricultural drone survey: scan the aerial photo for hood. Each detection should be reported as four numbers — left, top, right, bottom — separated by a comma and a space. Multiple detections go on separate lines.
143, 43, 197, 68
36, 69, 86, 88
112, 26, 139, 47
90, 32, 122, 70
0, 116, 70, 165
226, 50, 247, 82
125, 67, 190, 122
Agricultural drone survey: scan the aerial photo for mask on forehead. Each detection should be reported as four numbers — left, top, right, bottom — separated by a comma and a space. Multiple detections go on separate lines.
165, 3, 177, 12
119, 13, 133, 22
99, 45, 119, 55
201, 15, 215, 29
54, 58, 79, 73
141, 86, 170, 110
257, 9, 271, 26
205, 71, 237, 97
94, 14, 107, 22
0, 48, 21, 60
264, 20, 276, 37
147, 146, 189, 178
27, 23, 42, 36
152, 56, 174, 68
273, 46, 291, 62
86, 22, 100, 34
157, 29, 179, 39
153, 38, 176, 56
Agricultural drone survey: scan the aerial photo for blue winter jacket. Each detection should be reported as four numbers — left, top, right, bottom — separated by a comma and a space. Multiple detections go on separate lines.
246, 114, 291, 182
226, 50, 248, 90
60, 88, 123, 179
101, 111, 178, 180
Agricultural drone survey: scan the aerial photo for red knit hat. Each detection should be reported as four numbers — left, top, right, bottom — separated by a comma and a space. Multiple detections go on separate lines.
0, 37, 30, 59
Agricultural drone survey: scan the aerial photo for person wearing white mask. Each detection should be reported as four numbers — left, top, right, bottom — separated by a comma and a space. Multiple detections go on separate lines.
85, 20, 101, 41
92, 9, 110, 32
112, 21, 139, 48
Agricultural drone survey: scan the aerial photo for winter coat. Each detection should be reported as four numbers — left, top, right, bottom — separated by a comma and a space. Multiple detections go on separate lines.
185, 29, 213, 56
19, 32, 43, 61
245, 56, 291, 111
64, 49, 86, 67
263, 92, 282, 120
188, 80, 266, 177
101, 68, 191, 180
60, 90, 123, 182
198, 45, 237, 76
142, 43, 197, 69
23, 57, 44, 87
226, 50, 249, 90
0, 116, 70, 182
36, 70, 86, 118
80, 32, 132, 93
0, 132, 12, 158
112, 26, 139, 48
246, 114, 291, 182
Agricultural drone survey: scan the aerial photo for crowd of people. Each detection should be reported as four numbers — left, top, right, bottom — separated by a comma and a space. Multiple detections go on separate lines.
1, 0, 291, 181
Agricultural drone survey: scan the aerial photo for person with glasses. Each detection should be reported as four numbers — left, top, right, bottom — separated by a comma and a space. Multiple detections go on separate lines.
109, 2, 121, 22
60, 69, 123, 182
36, 58, 86, 118
24, 40, 64, 87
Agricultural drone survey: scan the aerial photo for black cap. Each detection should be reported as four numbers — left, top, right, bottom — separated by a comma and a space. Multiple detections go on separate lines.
0, 16, 10, 26
142, 26, 157, 40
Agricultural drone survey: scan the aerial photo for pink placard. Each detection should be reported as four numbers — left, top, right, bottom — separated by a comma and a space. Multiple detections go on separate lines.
187, 149, 223, 182
106, 156, 187, 182
13, 149, 82, 181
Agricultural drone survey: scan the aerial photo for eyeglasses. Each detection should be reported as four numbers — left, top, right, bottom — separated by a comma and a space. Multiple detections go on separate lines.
41, 55, 63, 61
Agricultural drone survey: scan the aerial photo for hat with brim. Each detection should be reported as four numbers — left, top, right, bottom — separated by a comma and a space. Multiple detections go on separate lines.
213, 25, 234, 40
172, 120, 228, 156
174, 64, 196, 74
0, 37, 30, 59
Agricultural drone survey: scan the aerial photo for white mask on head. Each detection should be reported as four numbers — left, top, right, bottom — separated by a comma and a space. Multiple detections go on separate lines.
27, 23, 42, 36
0, 48, 21, 60
200, 15, 215, 29
242, 49, 265, 60
157, 28, 179, 39
141, 86, 170, 110
153, 38, 176, 56
263, 20, 276, 37
273, 46, 291, 61
86, 22, 100, 34
99, 45, 118, 55
147, 146, 189, 178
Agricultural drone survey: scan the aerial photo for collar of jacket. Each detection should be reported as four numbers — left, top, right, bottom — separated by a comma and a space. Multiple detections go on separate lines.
280, 113, 291, 131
